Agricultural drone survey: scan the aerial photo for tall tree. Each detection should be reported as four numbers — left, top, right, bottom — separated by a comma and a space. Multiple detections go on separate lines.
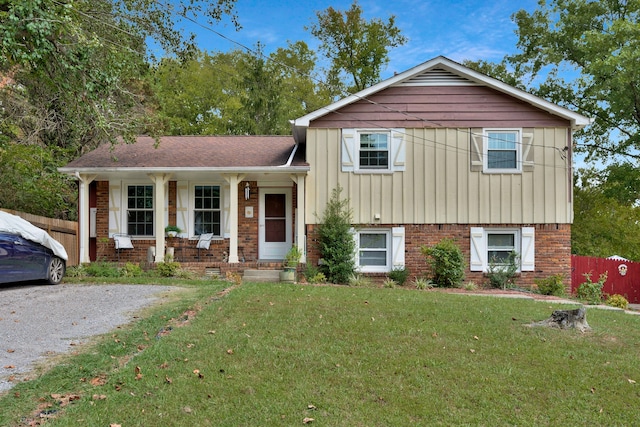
573, 165, 640, 260
307, 0, 407, 94
505, 0, 640, 162
0, 0, 238, 154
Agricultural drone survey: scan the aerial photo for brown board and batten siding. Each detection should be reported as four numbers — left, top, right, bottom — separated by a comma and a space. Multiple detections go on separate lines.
305, 83, 573, 226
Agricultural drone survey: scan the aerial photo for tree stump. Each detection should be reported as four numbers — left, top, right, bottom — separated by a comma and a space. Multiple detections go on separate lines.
530, 307, 591, 332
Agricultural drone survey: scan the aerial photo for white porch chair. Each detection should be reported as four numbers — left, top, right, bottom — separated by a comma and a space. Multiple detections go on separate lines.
196, 233, 214, 260
113, 234, 134, 261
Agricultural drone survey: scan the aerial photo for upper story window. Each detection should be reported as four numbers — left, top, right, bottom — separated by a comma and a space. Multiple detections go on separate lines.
359, 132, 389, 169
194, 185, 221, 236
484, 129, 521, 172
127, 185, 154, 236
341, 128, 405, 173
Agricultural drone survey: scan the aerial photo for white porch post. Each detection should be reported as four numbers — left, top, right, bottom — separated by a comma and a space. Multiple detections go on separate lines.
76, 173, 96, 264
223, 174, 241, 263
291, 174, 306, 263
148, 173, 172, 262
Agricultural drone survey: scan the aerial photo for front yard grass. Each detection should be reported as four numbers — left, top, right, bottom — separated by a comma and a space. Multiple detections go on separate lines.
2, 282, 640, 426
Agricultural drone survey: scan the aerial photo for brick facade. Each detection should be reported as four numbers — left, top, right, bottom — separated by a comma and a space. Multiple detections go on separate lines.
305, 223, 572, 287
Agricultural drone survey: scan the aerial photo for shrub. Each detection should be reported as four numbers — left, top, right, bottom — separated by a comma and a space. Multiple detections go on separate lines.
534, 274, 566, 296
120, 262, 143, 277
388, 266, 410, 286
156, 261, 182, 277
84, 261, 120, 277
420, 238, 465, 287
348, 274, 372, 287
303, 265, 326, 284
605, 294, 629, 310
383, 278, 397, 288
316, 185, 357, 284
576, 272, 606, 304
413, 277, 433, 290
463, 281, 479, 291
486, 252, 519, 289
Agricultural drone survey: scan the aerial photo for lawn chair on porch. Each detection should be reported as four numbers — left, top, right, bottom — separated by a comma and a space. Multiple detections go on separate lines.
113, 234, 134, 261
196, 233, 214, 260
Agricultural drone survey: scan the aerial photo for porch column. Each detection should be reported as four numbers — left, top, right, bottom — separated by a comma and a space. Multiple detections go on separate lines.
76, 173, 96, 264
291, 173, 307, 263
223, 174, 242, 263
148, 173, 172, 262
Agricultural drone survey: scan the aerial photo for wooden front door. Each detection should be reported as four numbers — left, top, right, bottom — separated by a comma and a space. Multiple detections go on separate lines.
259, 188, 291, 260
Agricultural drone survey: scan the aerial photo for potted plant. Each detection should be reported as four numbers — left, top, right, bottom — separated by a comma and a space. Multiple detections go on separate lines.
165, 225, 182, 238
280, 245, 302, 283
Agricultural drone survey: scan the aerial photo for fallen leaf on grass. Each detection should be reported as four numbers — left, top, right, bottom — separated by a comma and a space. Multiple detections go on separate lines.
307, 404, 317, 410
469, 349, 476, 353
303, 417, 315, 424
628, 378, 636, 384
473, 336, 479, 340
227, 349, 234, 355
92, 394, 107, 400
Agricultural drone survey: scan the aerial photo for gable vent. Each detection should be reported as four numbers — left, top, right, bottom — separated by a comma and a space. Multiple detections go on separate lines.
397, 67, 479, 87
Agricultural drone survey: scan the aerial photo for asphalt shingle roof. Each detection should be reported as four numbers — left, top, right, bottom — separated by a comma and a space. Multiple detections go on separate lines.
64, 135, 303, 169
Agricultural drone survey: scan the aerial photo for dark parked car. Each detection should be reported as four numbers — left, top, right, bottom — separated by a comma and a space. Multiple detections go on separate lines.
0, 211, 67, 285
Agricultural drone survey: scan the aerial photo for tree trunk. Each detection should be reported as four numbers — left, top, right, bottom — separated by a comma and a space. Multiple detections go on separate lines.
530, 307, 591, 332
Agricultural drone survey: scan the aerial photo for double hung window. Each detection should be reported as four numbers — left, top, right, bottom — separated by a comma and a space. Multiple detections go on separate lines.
194, 185, 221, 236
359, 132, 389, 169
485, 129, 520, 171
127, 185, 154, 236
487, 231, 517, 265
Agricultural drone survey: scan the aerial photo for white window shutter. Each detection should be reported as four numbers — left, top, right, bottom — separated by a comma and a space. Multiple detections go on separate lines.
470, 130, 483, 172
521, 227, 535, 271
391, 129, 406, 172
109, 182, 122, 236
342, 129, 356, 172
350, 227, 360, 271
521, 132, 534, 171
470, 227, 485, 271
392, 227, 405, 268
177, 182, 189, 237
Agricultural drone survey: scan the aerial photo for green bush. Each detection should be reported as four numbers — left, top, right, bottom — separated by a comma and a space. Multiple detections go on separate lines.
576, 272, 606, 304
534, 274, 566, 296
388, 266, 410, 286
605, 293, 629, 310
348, 274, 372, 287
303, 265, 327, 284
421, 238, 465, 287
486, 252, 519, 289
316, 185, 357, 284
84, 261, 121, 277
413, 277, 433, 290
120, 262, 143, 277
156, 261, 182, 277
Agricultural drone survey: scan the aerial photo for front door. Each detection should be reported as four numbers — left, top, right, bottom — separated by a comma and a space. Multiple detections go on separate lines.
259, 188, 292, 260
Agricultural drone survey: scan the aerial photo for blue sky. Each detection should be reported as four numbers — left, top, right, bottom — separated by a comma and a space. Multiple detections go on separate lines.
173, 0, 539, 77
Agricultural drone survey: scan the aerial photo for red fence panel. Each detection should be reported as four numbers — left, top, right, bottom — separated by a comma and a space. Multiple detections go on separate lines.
571, 255, 640, 303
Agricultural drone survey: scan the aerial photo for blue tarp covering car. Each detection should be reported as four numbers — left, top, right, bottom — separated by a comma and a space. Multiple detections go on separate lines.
0, 211, 67, 285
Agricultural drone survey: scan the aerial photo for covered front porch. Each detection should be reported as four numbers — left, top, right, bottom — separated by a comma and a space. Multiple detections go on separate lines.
58, 136, 310, 270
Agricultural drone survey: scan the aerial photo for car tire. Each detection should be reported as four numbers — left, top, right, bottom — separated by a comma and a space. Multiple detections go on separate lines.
46, 257, 66, 285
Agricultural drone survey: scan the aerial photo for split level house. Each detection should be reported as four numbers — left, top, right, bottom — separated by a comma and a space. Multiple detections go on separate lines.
59, 56, 591, 285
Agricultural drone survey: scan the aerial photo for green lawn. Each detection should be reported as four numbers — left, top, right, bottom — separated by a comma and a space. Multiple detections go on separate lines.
2, 282, 640, 426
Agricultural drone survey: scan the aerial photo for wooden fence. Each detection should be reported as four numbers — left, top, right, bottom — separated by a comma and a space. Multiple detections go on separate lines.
1, 209, 79, 266
571, 255, 640, 303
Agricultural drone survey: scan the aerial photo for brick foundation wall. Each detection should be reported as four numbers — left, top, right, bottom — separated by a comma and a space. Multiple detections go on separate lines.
306, 223, 572, 287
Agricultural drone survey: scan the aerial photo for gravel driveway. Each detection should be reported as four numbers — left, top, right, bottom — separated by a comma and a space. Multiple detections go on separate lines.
0, 283, 179, 393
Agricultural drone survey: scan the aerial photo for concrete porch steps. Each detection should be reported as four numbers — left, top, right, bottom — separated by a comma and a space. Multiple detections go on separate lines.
242, 269, 282, 283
